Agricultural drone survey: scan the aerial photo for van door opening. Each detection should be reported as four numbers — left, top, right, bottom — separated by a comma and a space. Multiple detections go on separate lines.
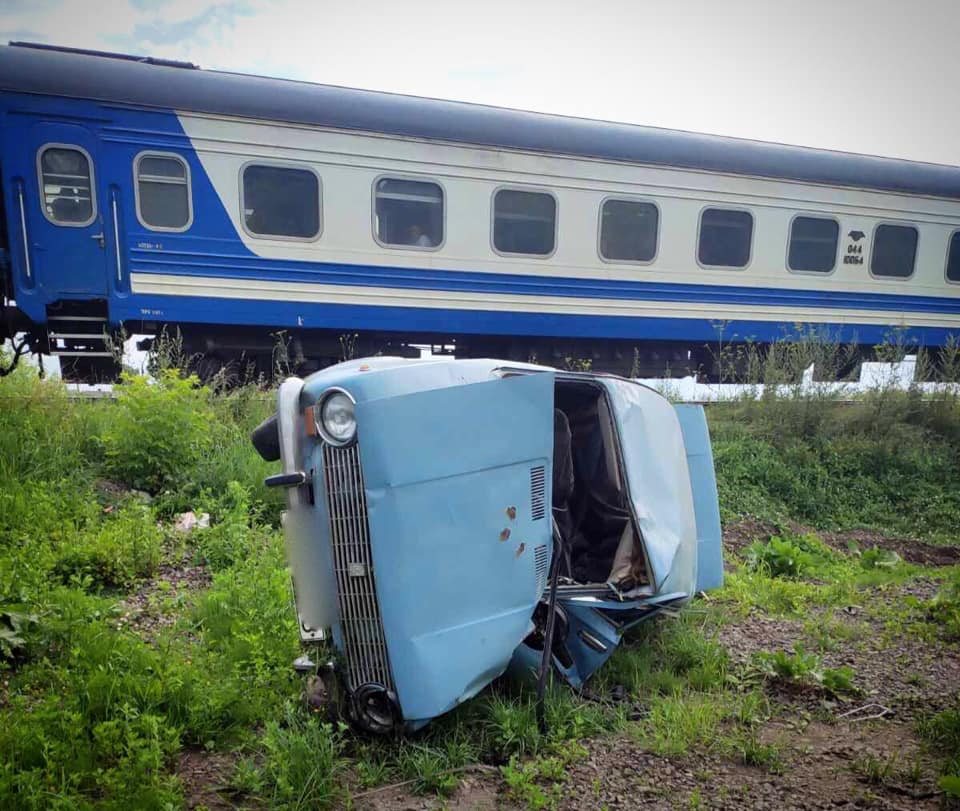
552, 378, 651, 591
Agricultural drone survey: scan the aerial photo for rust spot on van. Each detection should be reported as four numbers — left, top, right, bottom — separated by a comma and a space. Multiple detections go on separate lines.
506, 506, 517, 520
499, 528, 511, 542
515, 542, 526, 557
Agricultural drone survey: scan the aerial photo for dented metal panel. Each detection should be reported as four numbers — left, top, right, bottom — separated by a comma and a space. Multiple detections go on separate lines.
354, 371, 554, 724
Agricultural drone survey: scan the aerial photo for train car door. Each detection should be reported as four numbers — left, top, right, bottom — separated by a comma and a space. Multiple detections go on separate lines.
25, 123, 108, 296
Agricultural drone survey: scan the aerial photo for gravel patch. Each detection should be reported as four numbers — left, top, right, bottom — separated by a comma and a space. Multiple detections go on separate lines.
117, 558, 211, 644
177, 750, 241, 811
559, 723, 940, 810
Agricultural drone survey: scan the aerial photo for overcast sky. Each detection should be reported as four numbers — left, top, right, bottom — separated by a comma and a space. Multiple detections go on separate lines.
1, 0, 958, 165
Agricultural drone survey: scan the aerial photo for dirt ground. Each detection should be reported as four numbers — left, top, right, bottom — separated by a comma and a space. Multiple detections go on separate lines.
345, 522, 959, 811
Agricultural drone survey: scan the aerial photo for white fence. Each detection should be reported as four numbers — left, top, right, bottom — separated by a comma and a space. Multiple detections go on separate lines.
637, 356, 959, 402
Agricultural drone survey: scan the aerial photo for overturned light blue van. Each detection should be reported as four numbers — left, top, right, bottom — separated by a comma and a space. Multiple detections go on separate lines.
252, 357, 722, 733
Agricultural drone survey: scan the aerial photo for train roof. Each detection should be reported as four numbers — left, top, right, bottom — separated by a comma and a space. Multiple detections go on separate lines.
3, 41, 960, 201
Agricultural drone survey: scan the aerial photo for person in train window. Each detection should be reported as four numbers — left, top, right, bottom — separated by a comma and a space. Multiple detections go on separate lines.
407, 224, 433, 248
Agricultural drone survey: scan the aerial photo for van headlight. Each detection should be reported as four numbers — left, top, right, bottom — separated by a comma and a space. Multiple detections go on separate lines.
318, 389, 357, 445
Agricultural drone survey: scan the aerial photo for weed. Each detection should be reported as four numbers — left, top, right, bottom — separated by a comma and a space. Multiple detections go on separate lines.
188, 534, 301, 736
744, 532, 837, 579
599, 612, 730, 698
501, 755, 564, 810
853, 752, 897, 785
903, 756, 924, 786
257, 703, 344, 809
710, 391, 960, 541
941, 774, 960, 798
803, 614, 865, 652
905, 672, 928, 688
399, 745, 460, 796
924, 569, 960, 638
191, 482, 261, 570
821, 666, 857, 695
738, 733, 784, 773
485, 694, 542, 758
918, 705, 960, 776
146, 326, 195, 377
752, 646, 820, 682
0, 622, 189, 808
0, 607, 37, 660
229, 756, 265, 795
633, 689, 768, 757
53, 503, 163, 588
722, 568, 853, 616
352, 750, 393, 789
751, 645, 857, 696
859, 547, 902, 570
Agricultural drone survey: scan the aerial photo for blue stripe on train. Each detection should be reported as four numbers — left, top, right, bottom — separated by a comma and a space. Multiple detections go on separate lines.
130, 251, 960, 315
113, 293, 957, 346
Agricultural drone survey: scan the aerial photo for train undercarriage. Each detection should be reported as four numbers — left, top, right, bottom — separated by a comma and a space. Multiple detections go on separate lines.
2, 296, 725, 383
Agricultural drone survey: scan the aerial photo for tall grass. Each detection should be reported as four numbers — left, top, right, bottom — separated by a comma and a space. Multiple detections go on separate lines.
710, 386, 960, 539
0, 361, 299, 809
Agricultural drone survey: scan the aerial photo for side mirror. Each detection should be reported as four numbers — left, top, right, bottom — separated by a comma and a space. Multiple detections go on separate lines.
251, 413, 281, 461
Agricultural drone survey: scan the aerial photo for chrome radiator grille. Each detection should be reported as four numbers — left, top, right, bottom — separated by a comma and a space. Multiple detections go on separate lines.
321, 442, 394, 693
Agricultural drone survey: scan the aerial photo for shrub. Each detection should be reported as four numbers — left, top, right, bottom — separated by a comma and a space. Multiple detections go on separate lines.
101, 371, 215, 492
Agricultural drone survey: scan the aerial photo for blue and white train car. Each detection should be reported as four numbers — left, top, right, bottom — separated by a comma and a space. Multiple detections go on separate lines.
1, 42, 959, 381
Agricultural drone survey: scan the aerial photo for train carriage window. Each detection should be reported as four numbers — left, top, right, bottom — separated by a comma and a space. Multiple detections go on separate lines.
493, 189, 556, 256
948, 232, 960, 283
698, 208, 753, 268
871, 224, 918, 279
374, 178, 443, 249
135, 153, 191, 231
788, 216, 839, 273
38, 146, 95, 226
599, 199, 658, 263
241, 164, 321, 240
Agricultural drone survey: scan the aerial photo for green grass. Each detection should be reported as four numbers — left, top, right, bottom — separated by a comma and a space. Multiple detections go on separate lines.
710, 389, 960, 542
2, 353, 960, 807
0, 364, 302, 809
